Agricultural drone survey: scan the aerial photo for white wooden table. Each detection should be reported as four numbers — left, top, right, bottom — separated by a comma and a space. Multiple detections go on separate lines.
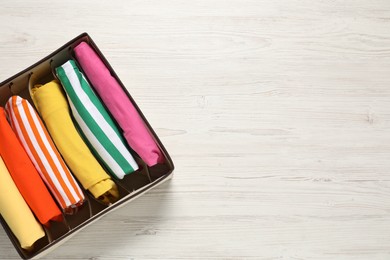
0, 0, 390, 259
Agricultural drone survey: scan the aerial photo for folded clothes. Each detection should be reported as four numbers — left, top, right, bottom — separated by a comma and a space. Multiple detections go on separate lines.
56, 60, 138, 179
5, 96, 85, 214
0, 155, 45, 250
74, 42, 164, 166
0, 108, 62, 226
31, 80, 119, 205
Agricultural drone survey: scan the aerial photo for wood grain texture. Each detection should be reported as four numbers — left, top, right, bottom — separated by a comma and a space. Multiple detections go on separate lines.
1, 0, 390, 259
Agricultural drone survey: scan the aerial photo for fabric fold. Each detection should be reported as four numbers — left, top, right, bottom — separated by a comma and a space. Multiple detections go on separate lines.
0, 108, 62, 226
31, 80, 119, 205
0, 155, 45, 250
55, 60, 138, 179
5, 96, 85, 214
74, 42, 164, 166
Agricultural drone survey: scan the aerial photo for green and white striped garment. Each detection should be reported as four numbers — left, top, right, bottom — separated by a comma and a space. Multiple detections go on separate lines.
56, 60, 138, 179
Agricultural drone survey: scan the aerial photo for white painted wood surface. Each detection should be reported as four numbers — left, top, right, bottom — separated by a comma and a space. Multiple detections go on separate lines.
0, 0, 390, 259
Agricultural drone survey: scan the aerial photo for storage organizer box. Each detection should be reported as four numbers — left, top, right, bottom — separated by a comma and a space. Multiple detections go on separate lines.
0, 33, 174, 259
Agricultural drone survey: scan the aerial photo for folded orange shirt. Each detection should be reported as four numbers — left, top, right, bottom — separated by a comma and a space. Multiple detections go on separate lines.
0, 108, 62, 226
5, 96, 85, 214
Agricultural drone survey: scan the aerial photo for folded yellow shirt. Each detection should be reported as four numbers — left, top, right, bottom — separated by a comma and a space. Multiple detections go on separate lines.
31, 80, 118, 205
0, 156, 45, 249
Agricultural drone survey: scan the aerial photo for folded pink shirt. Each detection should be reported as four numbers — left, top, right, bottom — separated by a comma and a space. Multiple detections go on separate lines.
74, 42, 163, 166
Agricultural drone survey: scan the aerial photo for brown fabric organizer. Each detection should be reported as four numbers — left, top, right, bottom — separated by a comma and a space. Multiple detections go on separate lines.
0, 33, 174, 259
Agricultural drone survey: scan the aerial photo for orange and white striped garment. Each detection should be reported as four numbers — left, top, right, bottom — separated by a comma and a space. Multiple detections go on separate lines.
5, 96, 85, 214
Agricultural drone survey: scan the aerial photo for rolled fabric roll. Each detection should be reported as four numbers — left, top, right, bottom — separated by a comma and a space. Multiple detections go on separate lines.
31, 80, 119, 205
0, 155, 45, 250
0, 108, 62, 226
74, 42, 164, 166
5, 96, 85, 214
55, 60, 138, 179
